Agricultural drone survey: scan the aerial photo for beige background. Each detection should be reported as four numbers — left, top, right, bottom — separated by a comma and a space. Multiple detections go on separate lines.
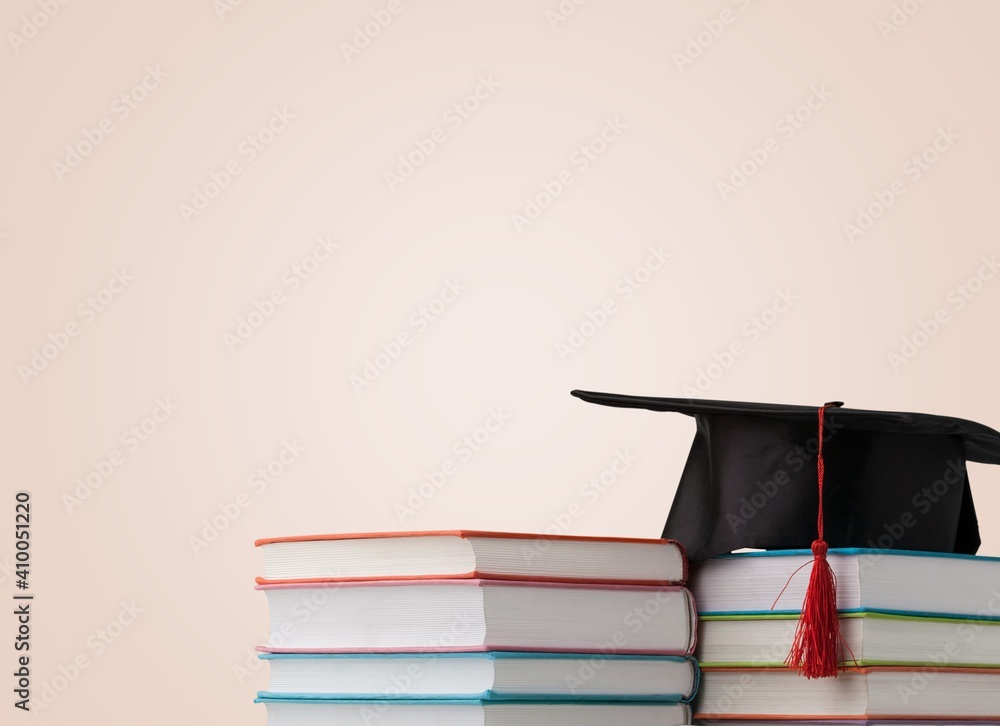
2, 0, 1000, 722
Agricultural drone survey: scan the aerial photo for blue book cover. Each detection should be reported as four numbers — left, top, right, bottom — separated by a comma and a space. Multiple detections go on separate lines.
692, 548, 1000, 619
257, 651, 699, 703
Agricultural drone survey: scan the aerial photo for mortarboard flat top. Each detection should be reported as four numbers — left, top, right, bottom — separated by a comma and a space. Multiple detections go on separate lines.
571, 389, 1000, 562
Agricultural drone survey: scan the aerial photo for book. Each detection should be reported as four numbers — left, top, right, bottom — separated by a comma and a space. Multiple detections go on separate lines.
695, 667, 1000, 719
258, 579, 696, 654
698, 611, 1000, 668
259, 652, 699, 701
691, 548, 1000, 616
254, 530, 687, 585
256, 697, 693, 725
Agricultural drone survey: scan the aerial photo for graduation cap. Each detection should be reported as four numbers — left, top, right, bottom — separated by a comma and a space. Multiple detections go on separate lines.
570, 389, 1000, 677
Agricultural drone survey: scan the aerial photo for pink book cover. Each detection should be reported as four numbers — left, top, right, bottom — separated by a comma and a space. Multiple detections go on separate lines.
254, 529, 688, 586
257, 578, 697, 656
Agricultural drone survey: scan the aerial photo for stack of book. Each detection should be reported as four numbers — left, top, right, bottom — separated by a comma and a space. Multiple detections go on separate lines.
691, 548, 1000, 723
252, 530, 699, 725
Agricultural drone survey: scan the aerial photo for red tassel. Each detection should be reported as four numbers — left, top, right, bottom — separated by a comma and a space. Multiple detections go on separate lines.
784, 403, 842, 679
785, 540, 841, 678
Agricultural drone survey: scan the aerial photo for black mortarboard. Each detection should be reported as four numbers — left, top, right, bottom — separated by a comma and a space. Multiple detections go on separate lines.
570, 390, 1000, 563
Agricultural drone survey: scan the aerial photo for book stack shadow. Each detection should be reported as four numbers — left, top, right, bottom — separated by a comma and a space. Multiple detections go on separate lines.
691, 548, 1000, 725
253, 530, 699, 726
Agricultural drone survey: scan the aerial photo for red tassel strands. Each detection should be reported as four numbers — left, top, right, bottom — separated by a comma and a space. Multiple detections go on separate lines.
784, 402, 843, 679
